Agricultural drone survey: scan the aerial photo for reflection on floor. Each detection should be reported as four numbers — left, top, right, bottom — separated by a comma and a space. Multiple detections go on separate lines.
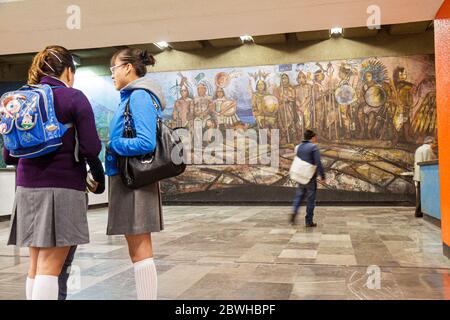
0, 206, 449, 300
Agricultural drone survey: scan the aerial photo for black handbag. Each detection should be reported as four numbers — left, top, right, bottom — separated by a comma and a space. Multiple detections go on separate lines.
117, 94, 186, 189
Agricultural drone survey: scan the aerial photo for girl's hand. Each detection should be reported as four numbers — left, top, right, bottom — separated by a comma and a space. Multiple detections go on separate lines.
86, 171, 99, 193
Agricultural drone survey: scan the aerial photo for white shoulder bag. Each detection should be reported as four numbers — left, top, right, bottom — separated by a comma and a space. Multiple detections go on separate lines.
289, 155, 317, 185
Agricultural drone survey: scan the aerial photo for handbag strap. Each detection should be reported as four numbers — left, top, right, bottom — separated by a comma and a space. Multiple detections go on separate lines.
124, 90, 161, 115
122, 90, 162, 138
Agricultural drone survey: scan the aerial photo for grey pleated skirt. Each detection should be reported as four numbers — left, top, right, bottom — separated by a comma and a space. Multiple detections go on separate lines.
7, 187, 89, 248
107, 175, 164, 235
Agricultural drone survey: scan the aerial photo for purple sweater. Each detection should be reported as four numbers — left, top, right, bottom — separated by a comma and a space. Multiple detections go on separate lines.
2, 76, 101, 191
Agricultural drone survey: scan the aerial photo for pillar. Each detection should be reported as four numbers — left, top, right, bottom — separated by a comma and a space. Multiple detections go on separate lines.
435, 0, 450, 257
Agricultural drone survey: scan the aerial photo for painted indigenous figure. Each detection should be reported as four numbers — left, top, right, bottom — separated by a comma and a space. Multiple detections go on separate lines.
251, 80, 278, 129
411, 76, 437, 141
357, 71, 379, 138
192, 83, 213, 130
334, 63, 358, 139
392, 67, 414, 143
356, 60, 391, 139
294, 71, 313, 135
274, 73, 298, 145
172, 85, 193, 128
212, 88, 240, 129
322, 63, 340, 141
312, 69, 328, 135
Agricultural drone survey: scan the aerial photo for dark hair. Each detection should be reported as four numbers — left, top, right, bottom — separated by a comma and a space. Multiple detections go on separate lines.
393, 66, 405, 87
214, 87, 225, 99
110, 47, 156, 77
255, 80, 267, 92
304, 129, 316, 141
314, 69, 324, 81
28, 45, 76, 85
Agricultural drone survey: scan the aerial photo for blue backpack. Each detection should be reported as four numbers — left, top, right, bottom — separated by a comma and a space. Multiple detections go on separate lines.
0, 84, 73, 159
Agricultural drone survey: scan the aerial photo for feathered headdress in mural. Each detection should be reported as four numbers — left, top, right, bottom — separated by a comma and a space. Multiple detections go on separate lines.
248, 70, 271, 83
193, 72, 213, 96
170, 72, 194, 99
360, 59, 389, 84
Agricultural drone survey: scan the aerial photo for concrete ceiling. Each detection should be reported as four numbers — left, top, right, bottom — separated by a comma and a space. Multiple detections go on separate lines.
253, 34, 287, 45
208, 38, 243, 48
389, 20, 433, 35
0, 0, 444, 55
169, 41, 204, 51
343, 26, 379, 38
295, 30, 332, 42
0, 20, 435, 65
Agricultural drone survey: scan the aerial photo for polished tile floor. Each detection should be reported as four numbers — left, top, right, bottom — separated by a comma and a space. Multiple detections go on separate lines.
0, 206, 449, 300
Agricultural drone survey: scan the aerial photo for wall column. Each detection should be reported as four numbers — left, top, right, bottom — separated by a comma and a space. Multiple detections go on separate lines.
435, 0, 450, 257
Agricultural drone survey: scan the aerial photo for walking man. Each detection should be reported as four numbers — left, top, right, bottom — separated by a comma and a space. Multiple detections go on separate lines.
291, 129, 326, 227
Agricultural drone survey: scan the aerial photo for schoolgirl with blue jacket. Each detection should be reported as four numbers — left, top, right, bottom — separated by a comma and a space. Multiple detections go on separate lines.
106, 47, 166, 300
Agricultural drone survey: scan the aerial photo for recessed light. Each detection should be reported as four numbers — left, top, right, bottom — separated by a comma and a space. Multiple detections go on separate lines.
240, 35, 254, 43
154, 41, 170, 49
330, 27, 343, 37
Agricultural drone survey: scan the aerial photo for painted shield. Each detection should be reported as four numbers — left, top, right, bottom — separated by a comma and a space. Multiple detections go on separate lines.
221, 100, 237, 116
364, 85, 387, 107
263, 95, 279, 113
335, 84, 357, 105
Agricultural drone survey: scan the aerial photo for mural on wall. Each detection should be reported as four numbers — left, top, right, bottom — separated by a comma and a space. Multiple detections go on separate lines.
159, 55, 437, 195
0, 55, 437, 197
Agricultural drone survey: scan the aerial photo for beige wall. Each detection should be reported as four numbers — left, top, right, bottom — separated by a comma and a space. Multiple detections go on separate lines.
0, 29, 434, 81
151, 30, 435, 74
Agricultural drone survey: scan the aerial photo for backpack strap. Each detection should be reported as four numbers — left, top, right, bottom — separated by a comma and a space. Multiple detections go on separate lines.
63, 123, 79, 162
73, 127, 80, 163
48, 85, 80, 162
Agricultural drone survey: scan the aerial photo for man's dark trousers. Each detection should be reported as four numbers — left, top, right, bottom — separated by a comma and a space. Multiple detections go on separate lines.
58, 245, 77, 300
292, 178, 317, 224
415, 182, 422, 217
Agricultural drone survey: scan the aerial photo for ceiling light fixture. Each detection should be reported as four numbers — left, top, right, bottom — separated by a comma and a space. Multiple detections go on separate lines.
330, 27, 343, 37
240, 35, 254, 43
154, 41, 170, 50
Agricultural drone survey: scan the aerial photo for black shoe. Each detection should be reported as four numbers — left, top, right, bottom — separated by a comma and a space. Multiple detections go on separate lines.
415, 213, 423, 218
305, 222, 317, 228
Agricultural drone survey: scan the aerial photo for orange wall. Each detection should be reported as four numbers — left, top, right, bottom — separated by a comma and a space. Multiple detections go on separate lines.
435, 0, 450, 248
436, 0, 450, 18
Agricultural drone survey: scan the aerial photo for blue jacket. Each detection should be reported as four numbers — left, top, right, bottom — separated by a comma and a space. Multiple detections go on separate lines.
106, 77, 166, 176
296, 140, 325, 179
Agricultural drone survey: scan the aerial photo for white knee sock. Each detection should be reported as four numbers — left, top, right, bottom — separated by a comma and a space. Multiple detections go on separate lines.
31, 275, 59, 300
26, 277, 34, 300
134, 258, 157, 300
